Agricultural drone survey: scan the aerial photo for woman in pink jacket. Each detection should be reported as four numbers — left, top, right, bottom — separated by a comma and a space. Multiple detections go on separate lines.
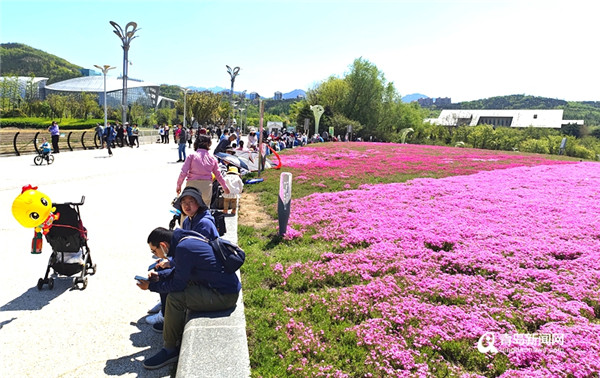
176, 134, 229, 207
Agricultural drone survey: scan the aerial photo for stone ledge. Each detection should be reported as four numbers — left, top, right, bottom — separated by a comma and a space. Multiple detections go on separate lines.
176, 291, 250, 378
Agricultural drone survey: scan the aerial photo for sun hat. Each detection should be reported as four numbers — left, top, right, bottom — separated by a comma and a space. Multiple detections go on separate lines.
173, 187, 205, 210
227, 166, 240, 175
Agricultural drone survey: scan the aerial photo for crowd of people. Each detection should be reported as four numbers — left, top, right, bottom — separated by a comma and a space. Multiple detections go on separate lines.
40, 120, 349, 369
94, 122, 140, 156
135, 125, 250, 370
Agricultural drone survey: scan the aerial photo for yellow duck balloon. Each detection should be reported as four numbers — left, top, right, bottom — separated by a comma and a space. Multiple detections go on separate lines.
12, 185, 59, 234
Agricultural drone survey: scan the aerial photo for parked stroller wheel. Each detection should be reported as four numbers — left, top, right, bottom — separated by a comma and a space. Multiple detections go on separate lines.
34, 156, 43, 166
89, 263, 97, 275
37, 278, 44, 290
82, 277, 88, 290
72, 277, 78, 289
48, 278, 54, 290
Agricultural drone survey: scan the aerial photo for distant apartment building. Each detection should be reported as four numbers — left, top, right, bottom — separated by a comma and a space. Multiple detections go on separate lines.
248, 92, 260, 100
417, 97, 451, 107
417, 97, 434, 107
435, 97, 451, 106
274, 91, 282, 100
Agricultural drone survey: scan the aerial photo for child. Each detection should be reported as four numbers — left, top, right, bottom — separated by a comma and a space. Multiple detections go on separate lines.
40, 137, 52, 158
222, 166, 244, 215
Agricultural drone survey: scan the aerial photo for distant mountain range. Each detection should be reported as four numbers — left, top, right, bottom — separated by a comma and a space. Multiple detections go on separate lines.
186, 86, 306, 100
401, 93, 429, 103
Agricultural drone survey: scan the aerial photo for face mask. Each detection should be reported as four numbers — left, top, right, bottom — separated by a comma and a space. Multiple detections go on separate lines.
160, 245, 167, 257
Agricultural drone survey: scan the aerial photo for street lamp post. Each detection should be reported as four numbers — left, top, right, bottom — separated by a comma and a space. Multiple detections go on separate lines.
110, 21, 139, 124
93, 64, 116, 129
181, 87, 191, 129
226, 65, 240, 127
238, 107, 245, 133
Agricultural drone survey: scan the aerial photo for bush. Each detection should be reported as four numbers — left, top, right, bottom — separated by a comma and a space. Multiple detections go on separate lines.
1, 108, 27, 118
567, 144, 596, 160
520, 138, 550, 154
0, 117, 106, 130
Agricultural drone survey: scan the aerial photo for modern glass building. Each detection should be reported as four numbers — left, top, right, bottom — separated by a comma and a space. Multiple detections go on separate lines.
43, 76, 174, 108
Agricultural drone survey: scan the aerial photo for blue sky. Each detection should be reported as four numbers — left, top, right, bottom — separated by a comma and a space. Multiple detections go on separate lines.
1, 0, 598, 102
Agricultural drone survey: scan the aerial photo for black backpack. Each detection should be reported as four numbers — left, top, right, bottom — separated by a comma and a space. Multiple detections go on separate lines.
181, 231, 245, 273
210, 209, 227, 236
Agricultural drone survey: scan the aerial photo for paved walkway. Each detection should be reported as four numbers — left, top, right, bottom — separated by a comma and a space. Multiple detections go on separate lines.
0, 141, 237, 377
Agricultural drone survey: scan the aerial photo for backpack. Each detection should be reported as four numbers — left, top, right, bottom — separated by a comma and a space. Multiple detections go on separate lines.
210, 209, 227, 236
181, 231, 245, 273
209, 237, 245, 273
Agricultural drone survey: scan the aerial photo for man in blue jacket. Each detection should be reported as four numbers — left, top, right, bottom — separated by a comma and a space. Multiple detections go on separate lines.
138, 227, 240, 369
145, 186, 219, 328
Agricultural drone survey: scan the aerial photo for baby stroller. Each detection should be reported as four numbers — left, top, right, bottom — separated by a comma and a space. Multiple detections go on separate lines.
37, 196, 96, 290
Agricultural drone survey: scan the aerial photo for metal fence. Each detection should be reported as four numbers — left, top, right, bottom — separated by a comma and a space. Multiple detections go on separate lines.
0, 129, 161, 156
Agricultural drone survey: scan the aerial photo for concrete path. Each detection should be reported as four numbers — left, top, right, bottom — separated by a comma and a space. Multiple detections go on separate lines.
0, 141, 231, 377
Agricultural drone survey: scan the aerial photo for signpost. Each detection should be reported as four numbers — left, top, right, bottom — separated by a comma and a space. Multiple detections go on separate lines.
278, 172, 293, 236
559, 137, 567, 155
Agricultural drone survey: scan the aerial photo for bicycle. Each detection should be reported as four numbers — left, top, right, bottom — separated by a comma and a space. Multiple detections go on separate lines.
34, 151, 55, 165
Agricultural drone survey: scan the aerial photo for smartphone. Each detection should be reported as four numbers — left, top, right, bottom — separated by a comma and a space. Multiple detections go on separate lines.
135, 275, 149, 281
148, 261, 158, 271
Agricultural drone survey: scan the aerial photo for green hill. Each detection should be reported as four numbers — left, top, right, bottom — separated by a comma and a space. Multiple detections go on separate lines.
0, 43, 82, 84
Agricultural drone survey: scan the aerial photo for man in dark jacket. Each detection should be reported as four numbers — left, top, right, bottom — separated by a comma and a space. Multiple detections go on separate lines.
214, 134, 237, 154
138, 227, 240, 370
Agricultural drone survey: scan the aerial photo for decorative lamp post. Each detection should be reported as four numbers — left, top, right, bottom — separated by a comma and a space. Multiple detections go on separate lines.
310, 104, 324, 136
93, 64, 115, 128
110, 21, 139, 124
181, 87, 191, 129
238, 107, 245, 133
226, 65, 240, 126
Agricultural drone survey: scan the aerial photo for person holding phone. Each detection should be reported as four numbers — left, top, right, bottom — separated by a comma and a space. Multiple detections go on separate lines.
137, 227, 240, 370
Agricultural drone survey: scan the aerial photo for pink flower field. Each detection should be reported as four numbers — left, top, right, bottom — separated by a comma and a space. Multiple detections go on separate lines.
274, 148, 600, 376
280, 142, 574, 188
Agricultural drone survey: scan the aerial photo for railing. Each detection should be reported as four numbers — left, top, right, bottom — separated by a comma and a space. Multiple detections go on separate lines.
0, 129, 161, 156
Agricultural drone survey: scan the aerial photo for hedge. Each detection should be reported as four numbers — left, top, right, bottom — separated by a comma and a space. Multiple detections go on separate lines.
0, 117, 110, 130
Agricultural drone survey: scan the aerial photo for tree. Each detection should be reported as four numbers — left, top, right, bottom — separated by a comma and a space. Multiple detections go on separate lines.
47, 94, 68, 120
343, 57, 385, 131
0, 75, 20, 110
129, 101, 147, 125
291, 101, 315, 133
80, 92, 100, 119
155, 107, 175, 126
183, 91, 223, 125
307, 76, 349, 114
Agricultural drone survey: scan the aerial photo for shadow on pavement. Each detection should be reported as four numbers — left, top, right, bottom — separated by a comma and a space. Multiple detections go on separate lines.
0, 317, 17, 329
104, 317, 173, 377
0, 278, 71, 311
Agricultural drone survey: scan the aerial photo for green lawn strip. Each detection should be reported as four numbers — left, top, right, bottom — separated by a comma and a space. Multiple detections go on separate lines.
240, 225, 379, 376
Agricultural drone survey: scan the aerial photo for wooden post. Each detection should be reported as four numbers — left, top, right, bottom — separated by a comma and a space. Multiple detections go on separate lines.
258, 100, 264, 176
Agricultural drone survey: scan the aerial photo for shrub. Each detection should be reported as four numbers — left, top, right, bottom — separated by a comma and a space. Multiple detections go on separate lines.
1, 108, 27, 118
519, 138, 550, 154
